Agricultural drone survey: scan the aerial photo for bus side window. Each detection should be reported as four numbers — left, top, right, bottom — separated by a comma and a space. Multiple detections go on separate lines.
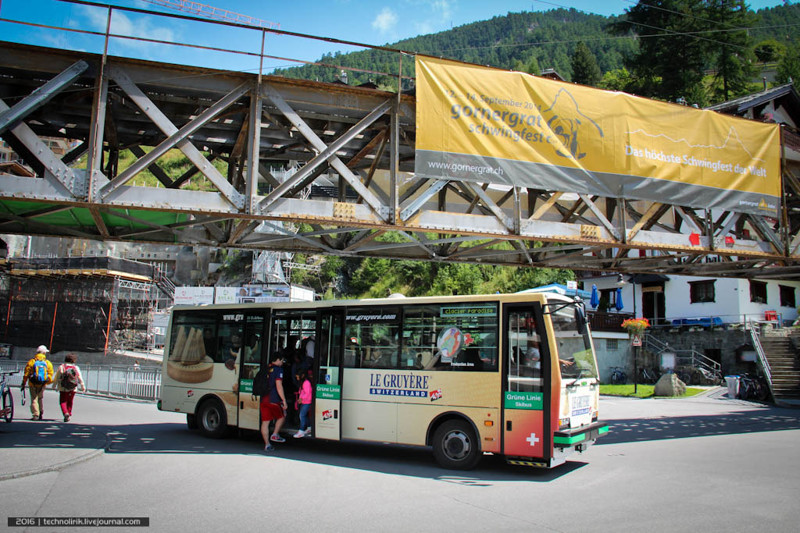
169, 311, 216, 364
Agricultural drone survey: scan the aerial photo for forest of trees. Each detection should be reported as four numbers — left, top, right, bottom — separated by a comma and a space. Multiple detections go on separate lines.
270, 2, 800, 299
275, 2, 800, 106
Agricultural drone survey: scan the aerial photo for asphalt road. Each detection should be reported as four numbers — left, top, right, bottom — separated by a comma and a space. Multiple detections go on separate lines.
1, 388, 799, 532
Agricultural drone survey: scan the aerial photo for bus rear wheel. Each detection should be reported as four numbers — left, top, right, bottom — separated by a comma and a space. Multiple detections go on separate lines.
433, 420, 481, 470
197, 399, 228, 439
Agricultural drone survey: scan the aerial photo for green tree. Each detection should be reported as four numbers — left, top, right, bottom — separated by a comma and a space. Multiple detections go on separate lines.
611, 0, 708, 102
512, 54, 541, 75
706, 0, 759, 103
597, 68, 636, 91
753, 39, 786, 64
571, 41, 602, 86
776, 44, 800, 84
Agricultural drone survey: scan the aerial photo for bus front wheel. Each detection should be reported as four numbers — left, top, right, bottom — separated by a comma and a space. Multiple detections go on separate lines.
432, 420, 481, 470
197, 399, 228, 439
2, 389, 13, 423
186, 413, 198, 430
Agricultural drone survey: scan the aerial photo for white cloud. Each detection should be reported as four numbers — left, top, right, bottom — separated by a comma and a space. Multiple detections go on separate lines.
405, 0, 457, 37
40, 33, 85, 53
81, 6, 176, 50
430, 0, 454, 22
372, 7, 398, 34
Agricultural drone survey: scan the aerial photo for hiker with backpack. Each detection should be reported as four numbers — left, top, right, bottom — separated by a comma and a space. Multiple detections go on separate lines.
19, 345, 54, 420
52, 353, 86, 422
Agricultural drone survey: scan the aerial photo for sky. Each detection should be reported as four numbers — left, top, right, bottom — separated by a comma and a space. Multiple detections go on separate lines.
0, 0, 791, 75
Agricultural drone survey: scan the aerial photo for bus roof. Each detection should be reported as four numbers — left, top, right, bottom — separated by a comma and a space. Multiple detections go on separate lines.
169, 291, 580, 312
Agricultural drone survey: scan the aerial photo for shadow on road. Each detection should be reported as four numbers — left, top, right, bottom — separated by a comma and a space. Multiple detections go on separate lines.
0, 418, 586, 483
5, 401, 800, 482
599, 407, 800, 445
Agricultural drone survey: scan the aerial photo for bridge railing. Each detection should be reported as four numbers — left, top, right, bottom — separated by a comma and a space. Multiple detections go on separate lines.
0, 361, 161, 402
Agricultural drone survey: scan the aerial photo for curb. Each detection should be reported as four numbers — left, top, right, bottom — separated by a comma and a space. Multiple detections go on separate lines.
0, 433, 111, 482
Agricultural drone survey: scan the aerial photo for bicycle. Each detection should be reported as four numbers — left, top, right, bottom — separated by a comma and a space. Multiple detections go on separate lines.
737, 374, 770, 402
0, 370, 19, 423
695, 366, 724, 386
609, 366, 627, 385
638, 367, 659, 384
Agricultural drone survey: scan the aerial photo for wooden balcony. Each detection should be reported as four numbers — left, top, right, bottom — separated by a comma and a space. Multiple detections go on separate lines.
588, 311, 633, 332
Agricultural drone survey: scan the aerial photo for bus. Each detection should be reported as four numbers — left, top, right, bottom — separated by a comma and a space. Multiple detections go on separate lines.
158, 291, 608, 469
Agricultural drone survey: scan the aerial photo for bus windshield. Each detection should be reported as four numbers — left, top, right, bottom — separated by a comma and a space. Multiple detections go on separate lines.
551, 308, 598, 381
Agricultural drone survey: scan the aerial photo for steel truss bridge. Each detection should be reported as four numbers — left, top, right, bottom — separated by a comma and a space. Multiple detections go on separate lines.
2, 31, 800, 280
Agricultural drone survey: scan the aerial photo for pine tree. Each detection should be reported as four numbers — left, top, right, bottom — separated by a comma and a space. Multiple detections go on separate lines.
571, 42, 602, 86
611, 0, 708, 103
706, 0, 759, 103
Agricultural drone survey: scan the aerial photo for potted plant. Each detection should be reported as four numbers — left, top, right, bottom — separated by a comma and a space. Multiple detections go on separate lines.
621, 317, 650, 336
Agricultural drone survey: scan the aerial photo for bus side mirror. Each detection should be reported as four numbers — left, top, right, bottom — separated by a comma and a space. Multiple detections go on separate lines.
575, 307, 587, 335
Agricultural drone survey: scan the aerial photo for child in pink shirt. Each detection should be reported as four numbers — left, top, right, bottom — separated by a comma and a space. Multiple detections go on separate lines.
293, 371, 313, 438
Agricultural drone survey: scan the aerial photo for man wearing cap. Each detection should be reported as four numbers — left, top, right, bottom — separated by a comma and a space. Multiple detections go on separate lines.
20, 345, 54, 420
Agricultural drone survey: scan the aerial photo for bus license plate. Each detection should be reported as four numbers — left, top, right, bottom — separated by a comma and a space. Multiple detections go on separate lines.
571, 395, 591, 417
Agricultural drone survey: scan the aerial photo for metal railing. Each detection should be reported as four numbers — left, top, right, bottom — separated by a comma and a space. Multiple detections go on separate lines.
747, 320, 775, 399
0, 361, 161, 402
644, 333, 722, 374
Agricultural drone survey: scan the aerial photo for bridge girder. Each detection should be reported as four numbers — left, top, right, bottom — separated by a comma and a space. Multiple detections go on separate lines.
1, 41, 800, 279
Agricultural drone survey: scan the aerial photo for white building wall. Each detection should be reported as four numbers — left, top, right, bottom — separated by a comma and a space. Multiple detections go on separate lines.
591, 332, 632, 382
582, 274, 800, 325
664, 275, 800, 324
663, 276, 740, 323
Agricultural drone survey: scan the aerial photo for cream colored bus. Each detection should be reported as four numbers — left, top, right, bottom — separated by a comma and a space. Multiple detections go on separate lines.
158, 291, 608, 469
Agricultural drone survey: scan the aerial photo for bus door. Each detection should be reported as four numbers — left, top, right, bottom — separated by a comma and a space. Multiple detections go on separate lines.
502, 304, 551, 464
314, 309, 344, 440
237, 311, 269, 431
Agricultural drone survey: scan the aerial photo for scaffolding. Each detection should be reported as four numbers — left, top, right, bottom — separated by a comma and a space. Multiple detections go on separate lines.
0, 257, 163, 354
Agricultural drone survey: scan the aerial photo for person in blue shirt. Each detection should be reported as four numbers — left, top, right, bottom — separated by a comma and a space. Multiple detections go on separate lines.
260, 353, 288, 451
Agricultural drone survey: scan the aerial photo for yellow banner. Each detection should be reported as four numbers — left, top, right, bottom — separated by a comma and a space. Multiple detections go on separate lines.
415, 56, 781, 215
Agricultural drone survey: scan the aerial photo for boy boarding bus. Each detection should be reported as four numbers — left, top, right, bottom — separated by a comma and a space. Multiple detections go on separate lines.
158, 291, 608, 469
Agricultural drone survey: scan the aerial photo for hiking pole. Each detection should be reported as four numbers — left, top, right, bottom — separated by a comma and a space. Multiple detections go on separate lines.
21, 387, 26, 406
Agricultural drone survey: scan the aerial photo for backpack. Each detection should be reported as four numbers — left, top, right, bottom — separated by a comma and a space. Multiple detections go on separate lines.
252, 366, 271, 397
30, 359, 48, 384
60, 365, 79, 391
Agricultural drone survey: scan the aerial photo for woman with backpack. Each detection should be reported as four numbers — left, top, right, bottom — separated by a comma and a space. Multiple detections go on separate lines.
19, 344, 53, 420
52, 353, 86, 422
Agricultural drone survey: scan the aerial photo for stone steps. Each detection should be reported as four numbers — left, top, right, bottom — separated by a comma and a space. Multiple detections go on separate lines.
760, 335, 800, 401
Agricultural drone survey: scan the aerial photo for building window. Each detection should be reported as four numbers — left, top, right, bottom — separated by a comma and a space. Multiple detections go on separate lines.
780, 285, 796, 308
689, 280, 715, 303
607, 338, 619, 350
749, 280, 767, 304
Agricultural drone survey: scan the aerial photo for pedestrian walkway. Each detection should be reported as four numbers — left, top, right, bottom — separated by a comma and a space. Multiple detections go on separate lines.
0, 388, 162, 481
0, 417, 108, 480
